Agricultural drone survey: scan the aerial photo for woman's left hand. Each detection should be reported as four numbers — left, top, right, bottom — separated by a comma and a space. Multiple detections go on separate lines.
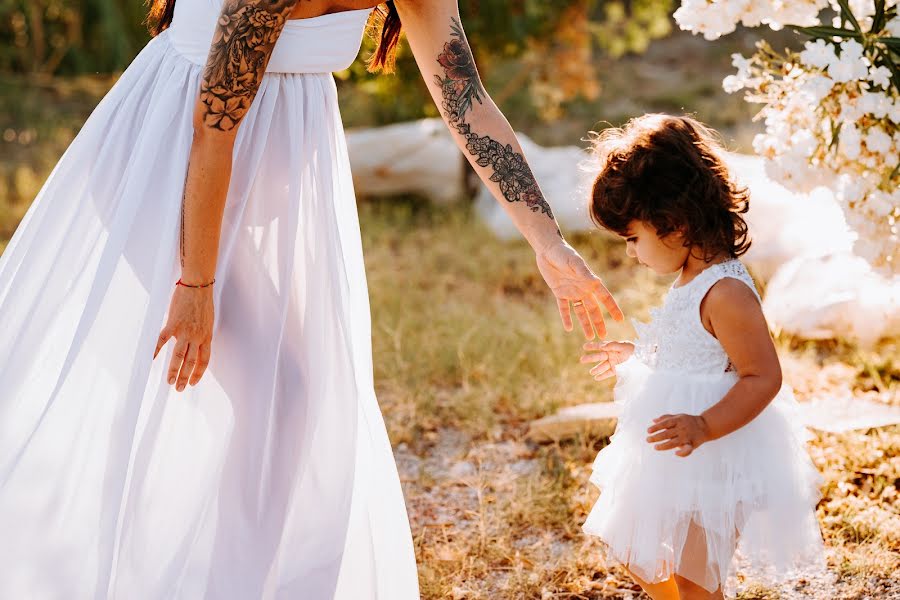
535, 240, 624, 338
646, 413, 712, 457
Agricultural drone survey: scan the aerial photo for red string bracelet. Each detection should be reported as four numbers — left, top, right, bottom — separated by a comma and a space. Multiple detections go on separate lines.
176, 277, 215, 289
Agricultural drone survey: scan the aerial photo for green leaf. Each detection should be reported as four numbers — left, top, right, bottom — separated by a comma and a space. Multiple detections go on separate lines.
872, 0, 886, 32
880, 37, 900, 50
789, 25, 861, 39
834, 0, 863, 33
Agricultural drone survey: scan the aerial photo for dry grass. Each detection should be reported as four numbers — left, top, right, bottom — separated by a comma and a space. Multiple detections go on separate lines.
360, 198, 899, 600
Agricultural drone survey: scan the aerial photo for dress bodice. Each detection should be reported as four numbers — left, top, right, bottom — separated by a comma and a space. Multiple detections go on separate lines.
632, 258, 762, 375
168, 0, 373, 73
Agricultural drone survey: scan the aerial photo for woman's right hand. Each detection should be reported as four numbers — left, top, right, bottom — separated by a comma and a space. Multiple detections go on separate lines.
581, 340, 634, 381
153, 284, 214, 391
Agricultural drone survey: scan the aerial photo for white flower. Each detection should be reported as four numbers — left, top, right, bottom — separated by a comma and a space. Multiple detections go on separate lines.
869, 65, 893, 89
800, 39, 836, 69
799, 74, 835, 102
835, 172, 868, 204
792, 128, 819, 157
864, 127, 894, 155
827, 40, 869, 82
839, 95, 866, 124
858, 90, 891, 119
723, 75, 744, 93
732, 53, 753, 78
674, 0, 900, 272
839, 123, 862, 159
890, 100, 900, 124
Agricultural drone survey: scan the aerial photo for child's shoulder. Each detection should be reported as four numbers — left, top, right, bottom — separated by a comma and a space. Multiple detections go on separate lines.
703, 275, 761, 310
700, 259, 760, 301
699, 260, 763, 323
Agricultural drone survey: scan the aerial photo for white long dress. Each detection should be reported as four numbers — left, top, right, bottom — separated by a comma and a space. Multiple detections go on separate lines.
0, 1, 419, 598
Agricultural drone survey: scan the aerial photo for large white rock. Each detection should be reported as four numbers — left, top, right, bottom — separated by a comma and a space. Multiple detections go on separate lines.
346, 119, 464, 204
763, 253, 900, 348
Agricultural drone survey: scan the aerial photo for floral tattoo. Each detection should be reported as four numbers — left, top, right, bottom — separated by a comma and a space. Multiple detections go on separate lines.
434, 18, 556, 221
199, 0, 296, 132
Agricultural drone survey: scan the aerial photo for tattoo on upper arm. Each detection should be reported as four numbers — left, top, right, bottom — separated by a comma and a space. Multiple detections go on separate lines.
199, 0, 296, 132
434, 17, 555, 221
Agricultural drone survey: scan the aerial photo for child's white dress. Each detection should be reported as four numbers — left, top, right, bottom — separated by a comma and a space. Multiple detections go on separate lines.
582, 258, 826, 594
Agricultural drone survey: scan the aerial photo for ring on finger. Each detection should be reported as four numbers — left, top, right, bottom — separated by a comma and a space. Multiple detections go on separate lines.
571, 300, 584, 307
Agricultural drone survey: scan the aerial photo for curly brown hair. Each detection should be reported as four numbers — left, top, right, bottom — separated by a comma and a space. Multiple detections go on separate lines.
588, 114, 751, 261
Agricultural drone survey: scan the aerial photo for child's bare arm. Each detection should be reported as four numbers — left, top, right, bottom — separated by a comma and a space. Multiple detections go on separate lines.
646, 278, 782, 456
698, 278, 782, 441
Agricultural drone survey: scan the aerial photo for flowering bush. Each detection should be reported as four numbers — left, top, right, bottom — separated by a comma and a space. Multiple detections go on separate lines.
675, 1, 899, 273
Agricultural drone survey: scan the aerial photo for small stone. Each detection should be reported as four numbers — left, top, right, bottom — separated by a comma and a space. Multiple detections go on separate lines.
448, 461, 476, 480
526, 402, 620, 443
799, 395, 900, 433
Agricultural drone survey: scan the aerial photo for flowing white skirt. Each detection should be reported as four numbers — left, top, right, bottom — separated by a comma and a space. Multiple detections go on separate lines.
582, 358, 827, 595
0, 29, 418, 599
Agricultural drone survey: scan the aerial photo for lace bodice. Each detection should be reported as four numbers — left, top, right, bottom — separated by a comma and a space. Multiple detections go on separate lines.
631, 258, 762, 375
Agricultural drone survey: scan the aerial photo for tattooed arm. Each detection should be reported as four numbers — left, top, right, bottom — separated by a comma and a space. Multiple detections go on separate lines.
154, 0, 298, 391
180, 0, 298, 285
395, 0, 623, 337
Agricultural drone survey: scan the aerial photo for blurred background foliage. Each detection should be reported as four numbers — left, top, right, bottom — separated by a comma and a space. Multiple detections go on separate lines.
1, 0, 770, 224
0, 0, 674, 116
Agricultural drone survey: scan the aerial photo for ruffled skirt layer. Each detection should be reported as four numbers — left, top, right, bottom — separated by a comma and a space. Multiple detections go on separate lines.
583, 359, 826, 594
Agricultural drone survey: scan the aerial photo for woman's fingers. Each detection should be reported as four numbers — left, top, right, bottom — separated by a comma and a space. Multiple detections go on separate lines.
571, 301, 594, 339
593, 279, 624, 322
190, 343, 211, 386
586, 295, 607, 338
154, 328, 172, 360
572, 256, 623, 324
175, 342, 198, 392
167, 338, 189, 386
556, 297, 574, 332
675, 444, 694, 457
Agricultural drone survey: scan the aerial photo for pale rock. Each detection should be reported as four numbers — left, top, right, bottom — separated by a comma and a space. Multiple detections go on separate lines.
763, 253, 900, 348
346, 119, 464, 204
526, 402, 620, 443
798, 395, 900, 433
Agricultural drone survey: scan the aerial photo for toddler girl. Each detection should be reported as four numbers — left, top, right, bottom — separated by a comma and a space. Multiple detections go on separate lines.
579, 114, 826, 599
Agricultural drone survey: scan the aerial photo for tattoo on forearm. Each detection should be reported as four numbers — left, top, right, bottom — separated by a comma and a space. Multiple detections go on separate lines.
200, 0, 296, 132
434, 17, 556, 222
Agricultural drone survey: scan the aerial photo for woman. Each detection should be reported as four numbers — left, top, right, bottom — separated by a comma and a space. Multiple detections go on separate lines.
0, 0, 622, 598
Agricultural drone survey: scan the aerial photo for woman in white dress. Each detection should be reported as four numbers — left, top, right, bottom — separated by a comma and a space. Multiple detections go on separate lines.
0, 1, 622, 598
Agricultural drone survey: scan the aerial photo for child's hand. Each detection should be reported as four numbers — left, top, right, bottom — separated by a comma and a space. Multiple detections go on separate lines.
646, 414, 712, 457
581, 341, 634, 381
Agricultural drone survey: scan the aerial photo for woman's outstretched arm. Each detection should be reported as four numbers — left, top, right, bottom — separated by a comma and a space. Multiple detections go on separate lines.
395, 0, 623, 337
155, 0, 300, 391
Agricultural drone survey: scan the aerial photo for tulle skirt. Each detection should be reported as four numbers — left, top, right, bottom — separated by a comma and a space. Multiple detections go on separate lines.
582, 358, 826, 595
0, 29, 418, 599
